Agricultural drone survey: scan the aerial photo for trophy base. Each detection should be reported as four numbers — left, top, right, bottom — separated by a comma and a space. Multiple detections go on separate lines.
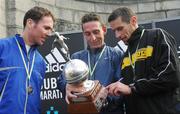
68, 80, 107, 114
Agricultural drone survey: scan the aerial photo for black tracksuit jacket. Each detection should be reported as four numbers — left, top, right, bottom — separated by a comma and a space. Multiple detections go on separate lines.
121, 27, 180, 114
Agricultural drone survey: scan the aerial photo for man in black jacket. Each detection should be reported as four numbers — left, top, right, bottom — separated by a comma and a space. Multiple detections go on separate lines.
106, 7, 180, 114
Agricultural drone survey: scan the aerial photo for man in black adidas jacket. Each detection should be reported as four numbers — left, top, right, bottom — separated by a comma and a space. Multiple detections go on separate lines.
106, 7, 180, 114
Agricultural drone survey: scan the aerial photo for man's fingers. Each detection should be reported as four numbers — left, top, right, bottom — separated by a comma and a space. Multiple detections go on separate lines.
114, 88, 121, 96
66, 91, 78, 103
107, 85, 116, 96
68, 92, 78, 98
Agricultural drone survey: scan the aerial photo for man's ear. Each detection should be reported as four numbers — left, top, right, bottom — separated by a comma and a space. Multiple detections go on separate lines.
102, 25, 107, 34
130, 16, 137, 26
26, 19, 34, 29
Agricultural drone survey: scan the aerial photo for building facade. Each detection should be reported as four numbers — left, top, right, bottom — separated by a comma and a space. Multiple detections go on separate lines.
0, 0, 180, 37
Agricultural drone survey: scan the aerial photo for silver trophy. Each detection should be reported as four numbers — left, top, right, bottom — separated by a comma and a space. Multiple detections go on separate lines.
51, 32, 107, 114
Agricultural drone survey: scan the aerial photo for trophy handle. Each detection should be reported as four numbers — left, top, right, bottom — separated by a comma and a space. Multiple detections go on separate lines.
50, 32, 70, 61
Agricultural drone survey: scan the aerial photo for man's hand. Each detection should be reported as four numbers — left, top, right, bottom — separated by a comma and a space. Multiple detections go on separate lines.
65, 84, 81, 104
106, 81, 131, 96
98, 86, 108, 100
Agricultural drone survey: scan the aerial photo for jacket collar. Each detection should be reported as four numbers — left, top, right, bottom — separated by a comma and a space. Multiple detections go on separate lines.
127, 27, 144, 45
87, 44, 106, 54
15, 34, 36, 54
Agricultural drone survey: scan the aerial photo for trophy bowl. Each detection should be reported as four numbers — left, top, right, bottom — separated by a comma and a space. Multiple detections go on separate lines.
63, 59, 89, 84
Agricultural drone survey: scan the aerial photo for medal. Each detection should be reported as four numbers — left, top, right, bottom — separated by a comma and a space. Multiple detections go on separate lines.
27, 86, 33, 94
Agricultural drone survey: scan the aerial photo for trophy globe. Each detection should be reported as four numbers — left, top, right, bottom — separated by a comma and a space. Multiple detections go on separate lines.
63, 59, 95, 94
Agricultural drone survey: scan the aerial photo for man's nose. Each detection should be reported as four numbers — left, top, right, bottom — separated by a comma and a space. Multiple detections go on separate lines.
91, 34, 96, 41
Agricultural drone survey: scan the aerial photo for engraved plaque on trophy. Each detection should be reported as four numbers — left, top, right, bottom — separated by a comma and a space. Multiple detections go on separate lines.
63, 59, 108, 114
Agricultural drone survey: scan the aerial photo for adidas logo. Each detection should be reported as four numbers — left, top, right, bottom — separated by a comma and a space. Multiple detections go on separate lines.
45, 47, 67, 73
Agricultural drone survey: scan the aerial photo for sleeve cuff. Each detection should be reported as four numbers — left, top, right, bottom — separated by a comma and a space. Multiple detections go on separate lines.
129, 83, 136, 94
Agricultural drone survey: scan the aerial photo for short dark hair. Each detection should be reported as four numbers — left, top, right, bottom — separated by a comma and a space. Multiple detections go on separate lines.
108, 7, 136, 23
81, 13, 104, 27
23, 6, 55, 28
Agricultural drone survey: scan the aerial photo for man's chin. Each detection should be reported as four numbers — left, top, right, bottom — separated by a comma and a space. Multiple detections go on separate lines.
91, 45, 103, 49
39, 41, 45, 46
34, 42, 42, 46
